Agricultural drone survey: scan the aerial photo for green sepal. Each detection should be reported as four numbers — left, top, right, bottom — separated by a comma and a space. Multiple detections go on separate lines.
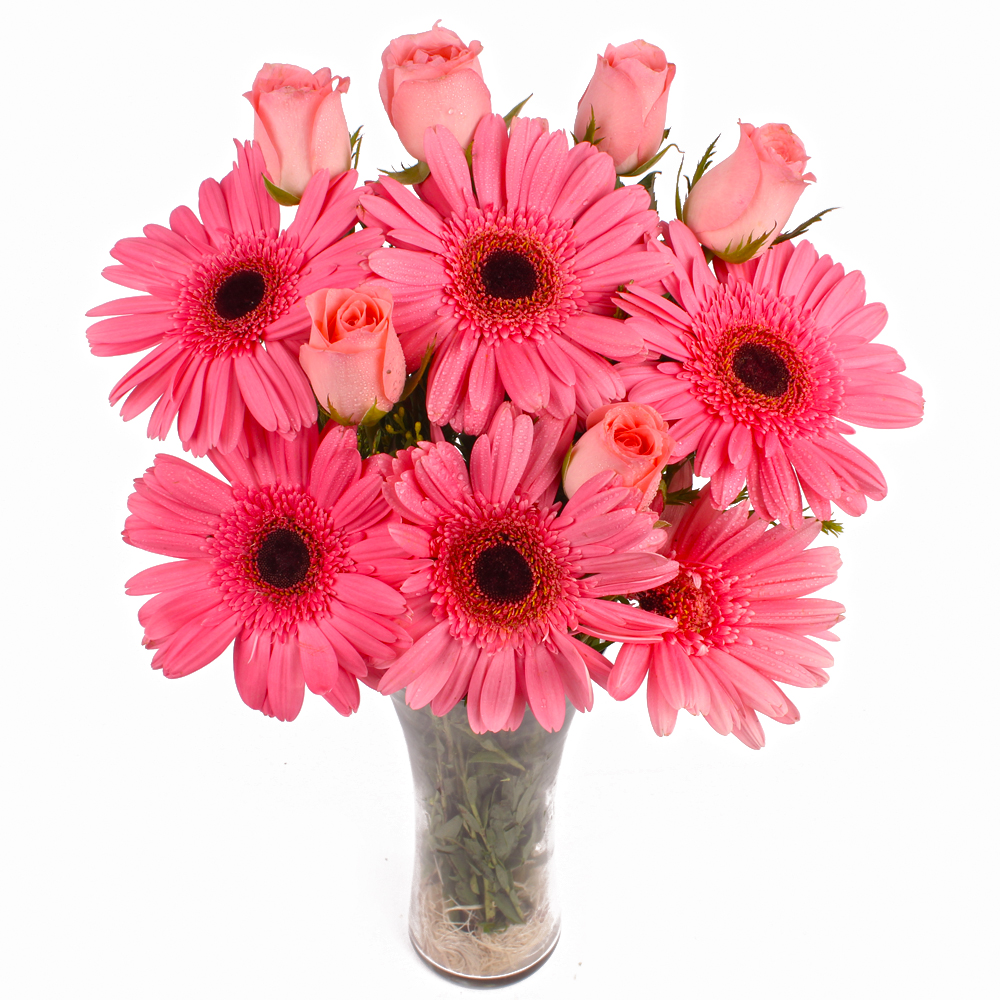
560, 438, 576, 483
502, 94, 532, 127
712, 226, 777, 264
662, 486, 702, 507
728, 486, 749, 507
574, 106, 602, 146
379, 160, 430, 185
686, 135, 719, 191
574, 632, 614, 655
349, 126, 363, 171
677, 135, 720, 222
820, 518, 845, 536
773, 207, 838, 245
617, 131, 679, 177
636, 171, 660, 211
262, 175, 301, 207
399, 338, 435, 403
319, 400, 388, 429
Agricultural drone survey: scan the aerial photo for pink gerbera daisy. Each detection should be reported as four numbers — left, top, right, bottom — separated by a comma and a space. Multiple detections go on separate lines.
377, 404, 679, 733
618, 221, 924, 524
87, 142, 382, 455
359, 114, 672, 434
610, 475, 845, 747
123, 422, 410, 720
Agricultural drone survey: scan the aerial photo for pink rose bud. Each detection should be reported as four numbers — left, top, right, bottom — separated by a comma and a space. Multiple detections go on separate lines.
299, 285, 406, 425
684, 121, 816, 262
245, 64, 352, 199
563, 403, 675, 510
573, 40, 676, 174
379, 22, 492, 162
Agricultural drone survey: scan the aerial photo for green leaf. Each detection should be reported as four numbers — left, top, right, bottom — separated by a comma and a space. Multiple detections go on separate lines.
454, 881, 478, 907
495, 890, 524, 926
436, 814, 465, 841
457, 803, 484, 836
820, 518, 845, 536
379, 160, 430, 185
261, 175, 301, 207
773, 207, 838, 245
674, 155, 685, 221
469, 751, 512, 766
503, 94, 533, 127
494, 861, 511, 893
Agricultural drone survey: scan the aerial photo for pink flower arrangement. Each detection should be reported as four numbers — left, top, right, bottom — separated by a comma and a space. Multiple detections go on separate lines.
84, 32, 927, 982
88, 28, 922, 747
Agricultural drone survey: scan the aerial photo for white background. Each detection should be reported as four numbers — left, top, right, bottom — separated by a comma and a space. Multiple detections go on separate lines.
3, 1, 996, 998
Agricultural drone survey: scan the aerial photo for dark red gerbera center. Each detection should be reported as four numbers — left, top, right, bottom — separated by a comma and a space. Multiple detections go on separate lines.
209, 484, 352, 636
683, 283, 845, 437
639, 576, 717, 632
442, 211, 581, 344
255, 528, 311, 589
479, 250, 538, 301
731, 342, 790, 398
430, 500, 579, 650
635, 562, 752, 654
175, 234, 303, 358
214, 269, 267, 321
474, 542, 535, 602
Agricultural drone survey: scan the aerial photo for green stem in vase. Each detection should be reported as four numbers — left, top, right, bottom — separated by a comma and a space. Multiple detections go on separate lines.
423, 708, 549, 934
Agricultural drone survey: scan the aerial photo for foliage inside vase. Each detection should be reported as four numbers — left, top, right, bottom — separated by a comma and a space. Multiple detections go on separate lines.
394, 695, 572, 975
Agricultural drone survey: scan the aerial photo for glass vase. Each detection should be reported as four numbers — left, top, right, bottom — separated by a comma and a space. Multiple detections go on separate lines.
392, 692, 574, 984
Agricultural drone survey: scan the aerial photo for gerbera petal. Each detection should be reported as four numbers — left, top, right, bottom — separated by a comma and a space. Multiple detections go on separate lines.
423, 126, 476, 213
609, 642, 653, 701
296, 619, 339, 695
523, 643, 567, 733
266, 637, 305, 721
478, 648, 517, 733
233, 630, 270, 710
471, 114, 509, 211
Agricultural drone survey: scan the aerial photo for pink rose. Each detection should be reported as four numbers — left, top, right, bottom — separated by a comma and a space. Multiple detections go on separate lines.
563, 403, 675, 509
299, 285, 406, 425
684, 121, 816, 262
245, 64, 352, 199
379, 22, 492, 162
573, 40, 676, 174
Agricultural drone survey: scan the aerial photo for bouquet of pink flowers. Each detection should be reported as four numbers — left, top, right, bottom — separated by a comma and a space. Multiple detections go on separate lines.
87, 22, 923, 982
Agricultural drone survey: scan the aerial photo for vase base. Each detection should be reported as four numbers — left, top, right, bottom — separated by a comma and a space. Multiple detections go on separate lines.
409, 928, 560, 988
